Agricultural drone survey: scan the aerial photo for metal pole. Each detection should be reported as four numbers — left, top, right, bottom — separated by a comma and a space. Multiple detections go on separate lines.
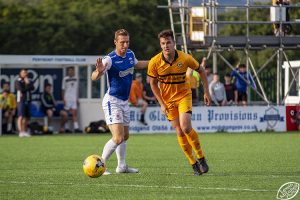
178, 0, 188, 53
168, 0, 176, 46
277, 48, 283, 104
247, 54, 269, 104
212, 0, 217, 73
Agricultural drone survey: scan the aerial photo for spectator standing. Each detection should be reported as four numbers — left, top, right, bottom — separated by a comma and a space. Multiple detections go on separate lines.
231, 64, 256, 106
60, 66, 82, 133
15, 69, 34, 137
0, 82, 16, 133
129, 73, 148, 125
209, 73, 227, 106
224, 73, 238, 105
143, 76, 156, 105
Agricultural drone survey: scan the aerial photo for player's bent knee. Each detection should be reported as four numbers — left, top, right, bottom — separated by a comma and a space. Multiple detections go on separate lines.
181, 126, 192, 134
112, 137, 124, 145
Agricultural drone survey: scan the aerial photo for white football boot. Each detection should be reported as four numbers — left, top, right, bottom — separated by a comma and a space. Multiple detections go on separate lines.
116, 165, 139, 173
103, 169, 112, 175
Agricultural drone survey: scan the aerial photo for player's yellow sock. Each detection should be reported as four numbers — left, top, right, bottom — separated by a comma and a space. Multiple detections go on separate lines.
177, 135, 196, 165
185, 129, 204, 159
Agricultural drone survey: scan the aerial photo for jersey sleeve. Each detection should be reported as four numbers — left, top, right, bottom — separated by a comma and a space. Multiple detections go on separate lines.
131, 51, 139, 65
147, 58, 158, 78
186, 55, 200, 70
101, 56, 112, 73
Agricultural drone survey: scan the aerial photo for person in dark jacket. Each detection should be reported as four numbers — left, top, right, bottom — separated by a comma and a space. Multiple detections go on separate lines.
41, 83, 56, 132
15, 69, 34, 137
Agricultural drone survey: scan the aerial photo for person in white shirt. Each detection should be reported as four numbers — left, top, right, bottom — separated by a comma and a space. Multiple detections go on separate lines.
60, 66, 82, 133
209, 73, 227, 106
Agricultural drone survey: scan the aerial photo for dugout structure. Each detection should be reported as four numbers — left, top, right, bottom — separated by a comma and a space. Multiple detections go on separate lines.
160, 0, 300, 105
0, 55, 105, 135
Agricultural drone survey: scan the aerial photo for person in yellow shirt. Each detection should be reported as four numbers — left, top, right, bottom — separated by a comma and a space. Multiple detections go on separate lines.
129, 73, 148, 125
0, 86, 17, 134
147, 29, 211, 176
187, 70, 200, 105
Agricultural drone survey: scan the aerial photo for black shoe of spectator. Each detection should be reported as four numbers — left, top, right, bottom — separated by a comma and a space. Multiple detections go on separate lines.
140, 120, 148, 126
74, 129, 83, 133
65, 129, 72, 133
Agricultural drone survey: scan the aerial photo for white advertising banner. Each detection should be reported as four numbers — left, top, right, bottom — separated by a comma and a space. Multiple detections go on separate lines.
129, 106, 286, 133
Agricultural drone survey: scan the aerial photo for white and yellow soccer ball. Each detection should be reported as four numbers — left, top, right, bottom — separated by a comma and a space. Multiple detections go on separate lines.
83, 155, 106, 178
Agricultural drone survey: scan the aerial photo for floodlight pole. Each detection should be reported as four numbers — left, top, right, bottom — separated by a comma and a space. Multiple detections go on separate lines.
277, 48, 283, 104
178, 0, 188, 53
168, 0, 176, 47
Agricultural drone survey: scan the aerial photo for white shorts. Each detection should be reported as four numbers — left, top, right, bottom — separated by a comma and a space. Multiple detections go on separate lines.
102, 94, 130, 125
64, 100, 77, 110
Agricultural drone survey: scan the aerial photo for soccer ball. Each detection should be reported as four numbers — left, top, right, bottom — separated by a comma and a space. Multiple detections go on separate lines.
83, 155, 106, 178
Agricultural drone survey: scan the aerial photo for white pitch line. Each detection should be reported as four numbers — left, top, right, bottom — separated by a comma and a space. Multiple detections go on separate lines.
0, 180, 276, 192
158, 172, 300, 178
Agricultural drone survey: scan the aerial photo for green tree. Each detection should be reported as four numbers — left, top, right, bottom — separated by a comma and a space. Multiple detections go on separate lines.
0, 0, 169, 58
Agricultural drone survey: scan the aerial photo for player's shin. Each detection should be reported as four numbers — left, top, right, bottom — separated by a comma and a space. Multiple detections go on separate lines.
177, 135, 196, 165
116, 141, 127, 168
101, 139, 118, 162
185, 129, 204, 159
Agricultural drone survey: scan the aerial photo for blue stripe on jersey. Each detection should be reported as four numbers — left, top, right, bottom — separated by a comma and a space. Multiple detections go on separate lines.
106, 49, 136, 101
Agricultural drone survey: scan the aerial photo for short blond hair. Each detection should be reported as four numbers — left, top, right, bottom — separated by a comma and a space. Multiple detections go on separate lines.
115, 29, 129, 40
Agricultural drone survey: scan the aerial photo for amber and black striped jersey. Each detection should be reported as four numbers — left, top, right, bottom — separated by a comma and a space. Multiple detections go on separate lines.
147, 50, 200, 103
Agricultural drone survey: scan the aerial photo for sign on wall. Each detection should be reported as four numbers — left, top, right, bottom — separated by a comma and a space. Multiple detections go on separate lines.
129, 106, 287, 133
1, 68, 63, 101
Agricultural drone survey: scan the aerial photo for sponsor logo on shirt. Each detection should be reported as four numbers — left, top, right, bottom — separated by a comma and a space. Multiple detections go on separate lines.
119, 67, 134, 77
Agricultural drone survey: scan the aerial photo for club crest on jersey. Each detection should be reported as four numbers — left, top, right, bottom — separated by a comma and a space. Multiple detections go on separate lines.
177, 62, 183, 68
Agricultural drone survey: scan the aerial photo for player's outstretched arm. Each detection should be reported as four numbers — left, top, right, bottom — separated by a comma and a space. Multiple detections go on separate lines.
135, 60, 149, 70
91, 58, 106, 81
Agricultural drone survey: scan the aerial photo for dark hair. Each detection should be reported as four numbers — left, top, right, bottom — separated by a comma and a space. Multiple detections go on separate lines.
238, 63, 246, 68
19, 68, 27, 75
115, 29, 129, 40
44, 83, 52, 88
67, 66, 74, 71
158, 29, 174, 41
1, 82, 9, 87
225, 73, 231, 77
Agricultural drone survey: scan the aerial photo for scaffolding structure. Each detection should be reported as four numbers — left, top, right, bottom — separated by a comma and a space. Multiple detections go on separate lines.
160, 0, 300, 105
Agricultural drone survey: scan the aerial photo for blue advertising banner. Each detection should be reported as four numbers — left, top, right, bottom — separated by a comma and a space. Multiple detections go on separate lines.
1, 68, 63, 101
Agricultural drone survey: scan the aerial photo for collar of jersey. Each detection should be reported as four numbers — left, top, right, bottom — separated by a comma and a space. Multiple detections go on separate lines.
161, 50, 178, 65
114, 50, 127, 58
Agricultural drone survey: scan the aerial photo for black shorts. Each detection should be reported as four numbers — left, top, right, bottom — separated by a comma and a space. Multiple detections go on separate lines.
238, 91, 247, 102
17, 102, 31, 118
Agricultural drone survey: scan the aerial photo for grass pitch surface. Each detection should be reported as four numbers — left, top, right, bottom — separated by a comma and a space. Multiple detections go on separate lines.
0, 133, 299, 200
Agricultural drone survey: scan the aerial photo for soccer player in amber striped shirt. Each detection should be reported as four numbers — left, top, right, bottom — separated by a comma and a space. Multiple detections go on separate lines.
147, 29, 211, 176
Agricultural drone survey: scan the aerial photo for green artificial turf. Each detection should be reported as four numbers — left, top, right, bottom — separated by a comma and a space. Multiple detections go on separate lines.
0, 133, 299, 200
